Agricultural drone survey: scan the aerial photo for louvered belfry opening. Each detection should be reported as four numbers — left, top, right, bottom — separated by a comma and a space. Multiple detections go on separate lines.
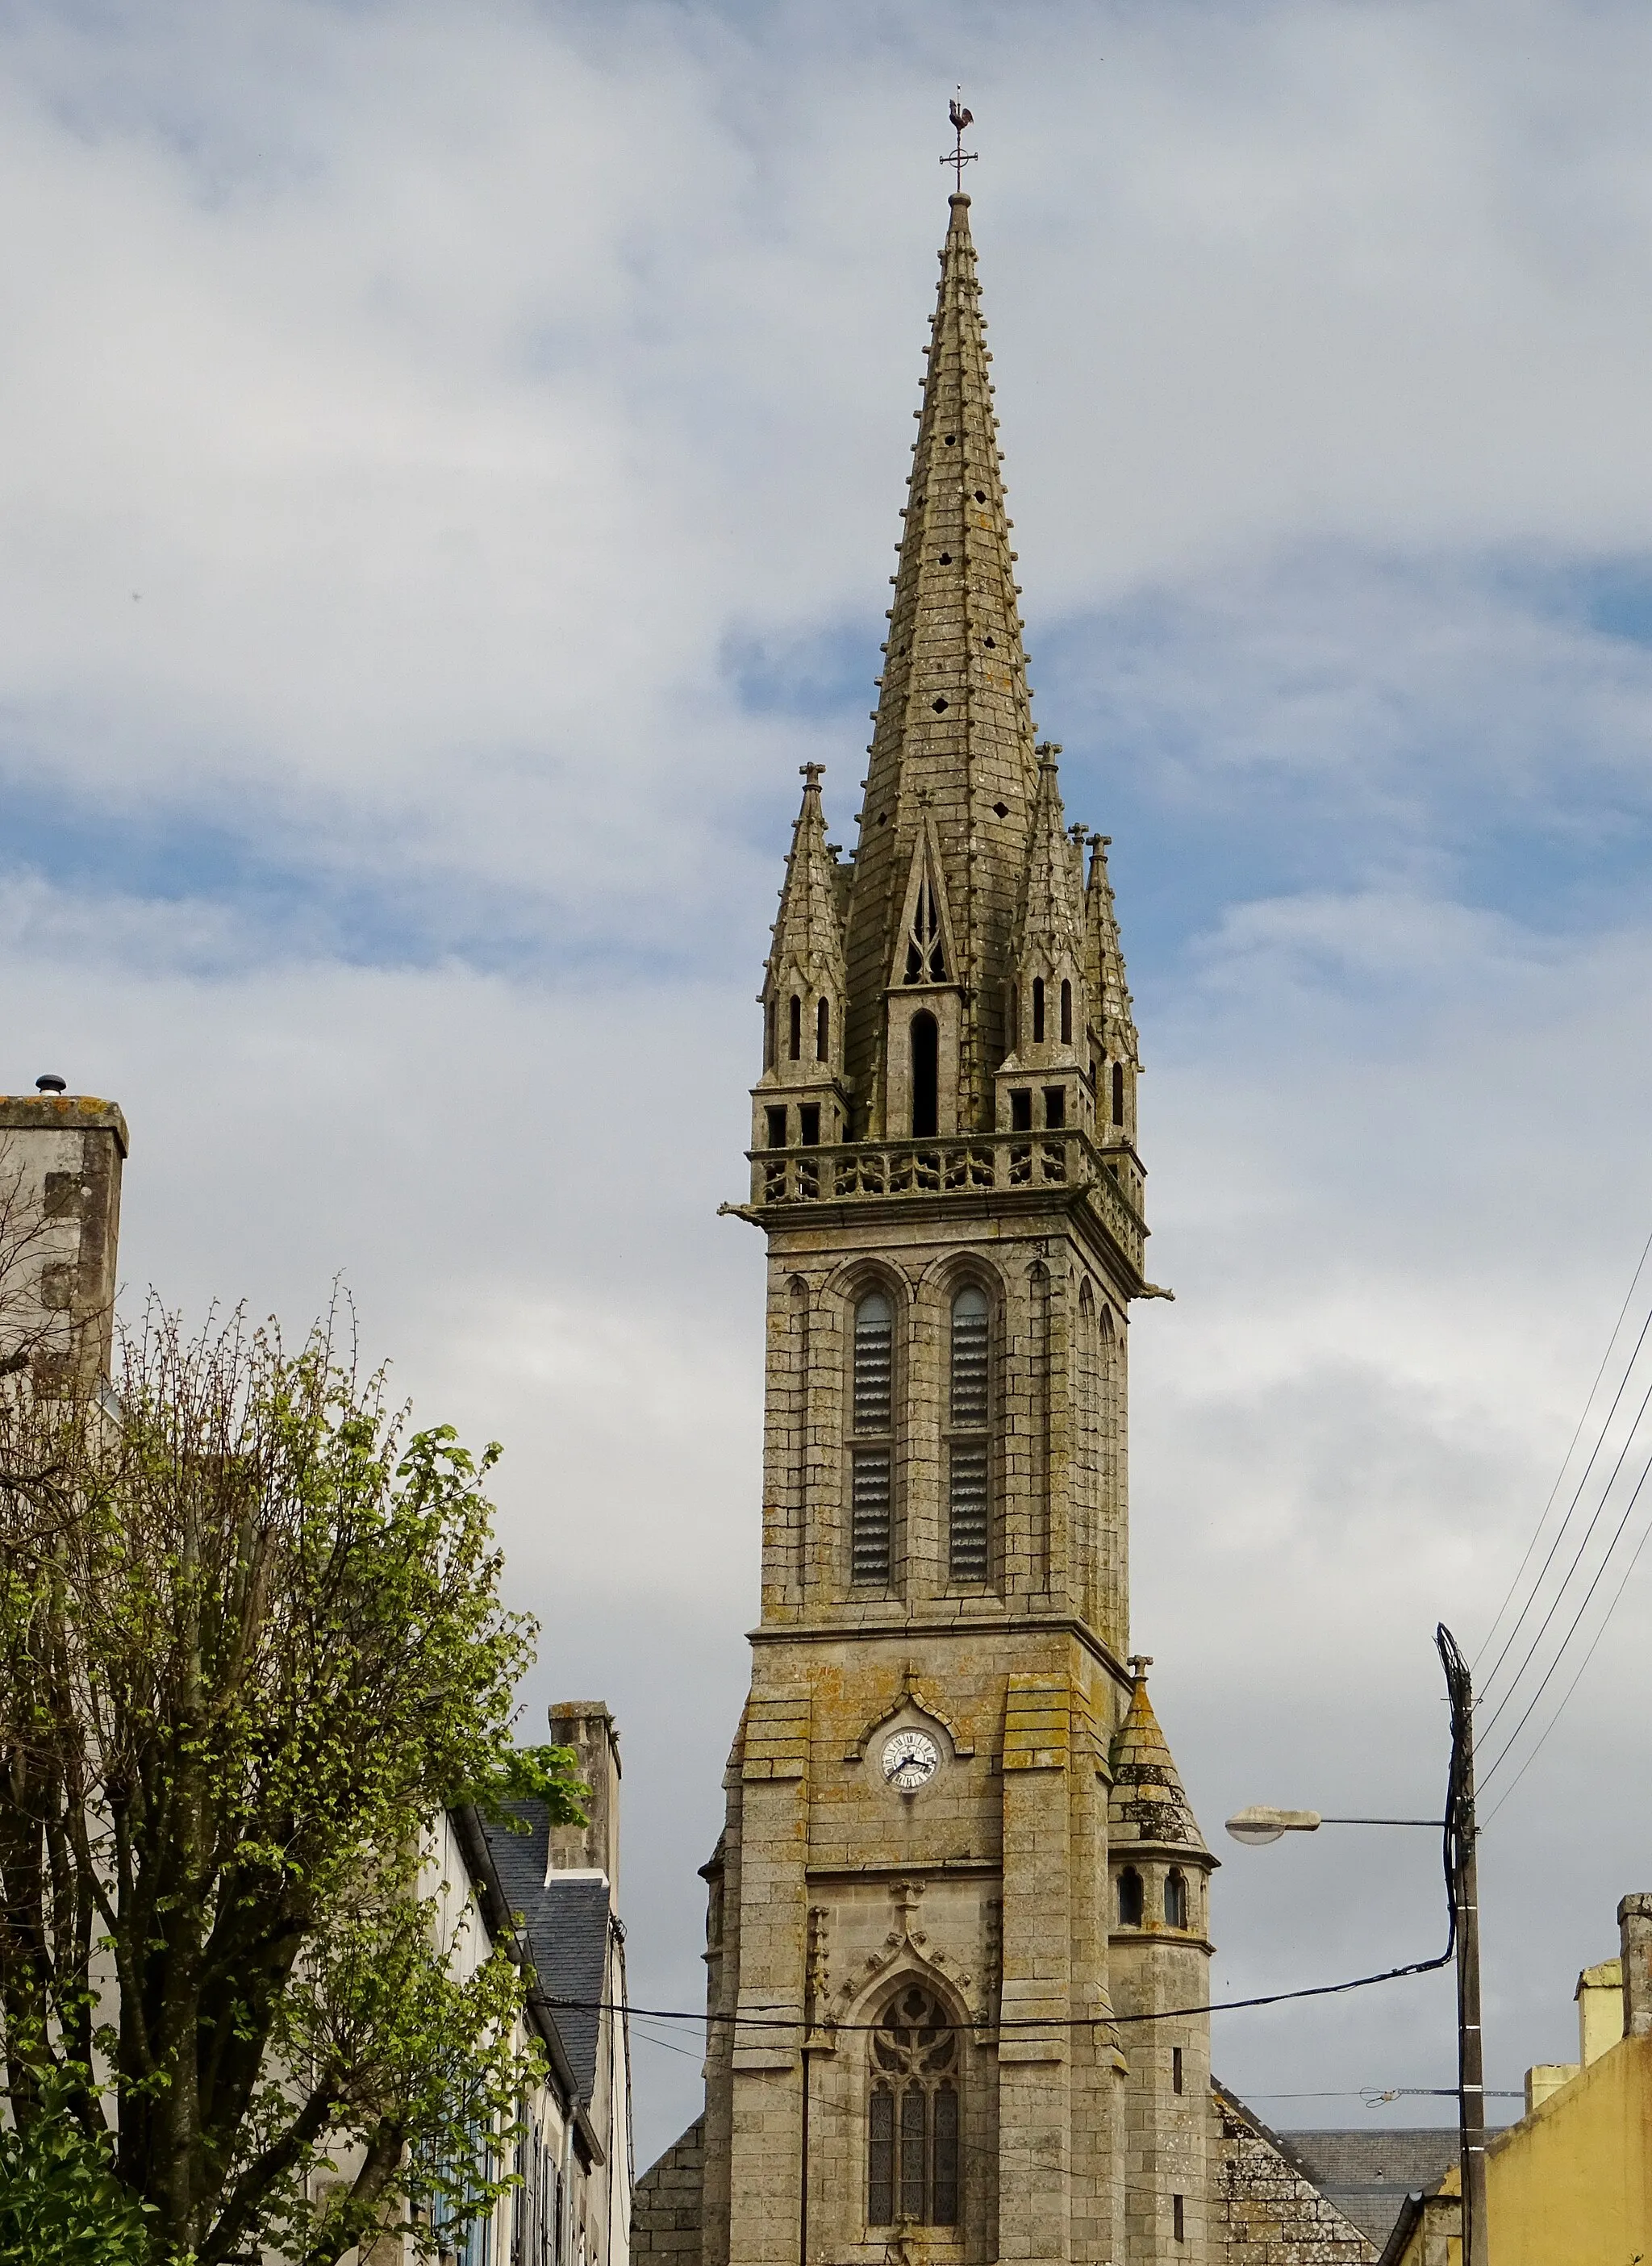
867, 1987, 960, 2229
850, 1290, 895, 1584
947, 1285, 991, 1582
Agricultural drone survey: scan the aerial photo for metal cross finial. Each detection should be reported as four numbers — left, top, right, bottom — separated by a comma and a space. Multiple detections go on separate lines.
942, 90, 977, 192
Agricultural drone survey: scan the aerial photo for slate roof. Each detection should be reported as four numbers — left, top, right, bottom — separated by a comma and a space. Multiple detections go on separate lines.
1278, 2128, 1468, 2248
482, 1801, 613, 2108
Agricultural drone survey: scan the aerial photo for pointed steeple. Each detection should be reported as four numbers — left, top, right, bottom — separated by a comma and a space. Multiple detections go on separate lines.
1108, 1658, 1210, 1859
1084, 833, 1141, 1150
995, 747, 1092, 1132
843, 192, 1041, 1137
752, 765, 851, 1150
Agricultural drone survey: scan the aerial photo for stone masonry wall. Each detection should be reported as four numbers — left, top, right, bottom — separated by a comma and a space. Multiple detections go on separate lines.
631, 2117, 705, 2264
1214, 2089, 1375, 2264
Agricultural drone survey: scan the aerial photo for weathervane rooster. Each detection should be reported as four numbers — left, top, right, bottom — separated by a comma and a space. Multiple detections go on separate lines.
943, 91, 978, 191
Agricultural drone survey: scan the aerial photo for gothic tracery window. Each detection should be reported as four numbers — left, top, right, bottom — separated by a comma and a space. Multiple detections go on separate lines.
904, 874, 947, 983
867, 1986, 959, 2229
850, 1291, 894, 1584
947, 1286, 991, 1583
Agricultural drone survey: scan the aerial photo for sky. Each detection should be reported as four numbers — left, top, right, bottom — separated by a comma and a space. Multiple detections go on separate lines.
6, 0, 1652, 2170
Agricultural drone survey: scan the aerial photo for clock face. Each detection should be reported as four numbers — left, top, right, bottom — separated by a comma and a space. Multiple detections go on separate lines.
882, 1730, 941, 1792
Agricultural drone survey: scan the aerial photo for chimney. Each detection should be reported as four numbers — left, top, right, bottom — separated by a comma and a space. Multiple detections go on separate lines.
0, 1092, 127, 1390
547, 1701, 622, 1900
1619, 1893, 1652, 2040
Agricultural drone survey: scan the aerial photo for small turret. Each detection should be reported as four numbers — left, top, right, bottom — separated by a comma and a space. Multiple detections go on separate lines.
995, 747, 1091, 1137
1085, 833, 1140, 1138
1108, 1658, 1216, 2263
753, 765, 852, 1154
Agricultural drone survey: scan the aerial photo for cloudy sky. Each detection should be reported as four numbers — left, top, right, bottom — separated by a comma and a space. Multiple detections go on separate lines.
6, 0, 1652, 2165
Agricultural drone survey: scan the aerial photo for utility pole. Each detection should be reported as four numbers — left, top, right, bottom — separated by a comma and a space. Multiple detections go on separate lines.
1437, 1625, 1489, 2266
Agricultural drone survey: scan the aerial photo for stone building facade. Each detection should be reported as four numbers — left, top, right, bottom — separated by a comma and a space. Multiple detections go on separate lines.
628, 186, 1375, 2266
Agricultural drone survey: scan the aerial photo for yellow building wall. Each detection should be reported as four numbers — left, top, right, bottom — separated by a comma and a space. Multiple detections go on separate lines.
1486, 2033, 1652, 2266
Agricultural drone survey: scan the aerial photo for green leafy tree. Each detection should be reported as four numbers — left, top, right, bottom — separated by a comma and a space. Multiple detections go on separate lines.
0, 1300, 583, 2264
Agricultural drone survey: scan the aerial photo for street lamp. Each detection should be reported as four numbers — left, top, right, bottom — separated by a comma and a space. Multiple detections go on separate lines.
1222, 1626, 1487, 2266
1224, 1807, 1439, 1847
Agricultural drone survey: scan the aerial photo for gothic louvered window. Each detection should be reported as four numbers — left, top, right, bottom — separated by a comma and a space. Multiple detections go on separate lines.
1165, 1870, 1189, 1930
947, 1286, 990, 1582
851, 1291, 894, 1584
867, 1988, 959, 2228
904, 874, 947, 983
910, 1012, 939, 1138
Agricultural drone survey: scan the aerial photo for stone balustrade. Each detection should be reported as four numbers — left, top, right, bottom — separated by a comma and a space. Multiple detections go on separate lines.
743, 1131, 1145, 1268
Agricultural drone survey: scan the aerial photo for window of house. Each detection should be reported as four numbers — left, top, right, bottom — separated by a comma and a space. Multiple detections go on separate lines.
799, 1104, 820, 1147
1032, 976, 1045, 1042
948, 1286, 990, 1582
1009, 1088, 1032, 1133
1061, 978, 1072, 1045
851, 1291, 894, 1584
1118, 1867, 1144, 1926
1112, 1061, 1125, 1127
867, 1987, 959, 2229
1043, 1086, 1066, 1129
1165, 1870, 1189, 1930
1173, 2194, 1185, 2244
817, 996, 830, 1062
910, 1012, 939, 1138
789, 993, 802, 1061
1173, 2047, 1184, 2096
766, 1106, 787, 1150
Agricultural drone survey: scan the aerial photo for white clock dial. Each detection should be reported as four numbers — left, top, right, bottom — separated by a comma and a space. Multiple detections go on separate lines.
882, 1730, 941, 1791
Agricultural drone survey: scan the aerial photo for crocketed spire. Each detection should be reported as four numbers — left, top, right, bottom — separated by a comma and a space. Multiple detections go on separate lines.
1084, 834, 1139, 1075
1004, 748, 1087, 1071
758, 763, 849, 1104
1109, 1659, 1210, 1856
843, 191, 1042, 1133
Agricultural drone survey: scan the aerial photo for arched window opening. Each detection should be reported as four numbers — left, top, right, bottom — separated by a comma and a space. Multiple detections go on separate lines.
1061, 979, 1073, 1045
850, 1292, 894, 1585
1032, 976, 1045, 1043
788, 993, 802, 1062
1112, 1061, 1125, 1128
948, 1286, 990, 1583
1165, 1870, 1189, 1930
816, 996, 830, 1062
867, 1988, 959, 2229
910, 1013, 939, 1139
904, 875, 947, 983
1118, 1867, 1144, 1927
765, 995, 776, 1070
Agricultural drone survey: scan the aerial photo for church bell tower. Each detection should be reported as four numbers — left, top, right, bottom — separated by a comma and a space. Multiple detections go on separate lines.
704, 186, 1216, 2266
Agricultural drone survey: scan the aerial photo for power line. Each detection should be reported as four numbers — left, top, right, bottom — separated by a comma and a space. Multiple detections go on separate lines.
1483, 1486, 1652, 1819
1475, 1357, 1652, 1745
1474, 1225, 1652, 1680
549, 1941, 1454, 2036
1480, 1431, 1652, 1787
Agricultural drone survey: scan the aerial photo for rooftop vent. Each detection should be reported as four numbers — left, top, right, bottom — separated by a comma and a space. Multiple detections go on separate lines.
35, 1075, 66, 1094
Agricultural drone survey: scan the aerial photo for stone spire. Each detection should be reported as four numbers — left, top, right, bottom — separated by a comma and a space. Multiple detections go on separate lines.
1085, 831, 1141, 1149
995, 747, 1091, 1130
1108, 1659, 1210, 1859
752, 765, 851, 1148
842, 191, 1041, 1137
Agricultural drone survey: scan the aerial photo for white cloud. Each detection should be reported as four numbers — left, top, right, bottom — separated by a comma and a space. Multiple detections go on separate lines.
5, 0, 1652, 2166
